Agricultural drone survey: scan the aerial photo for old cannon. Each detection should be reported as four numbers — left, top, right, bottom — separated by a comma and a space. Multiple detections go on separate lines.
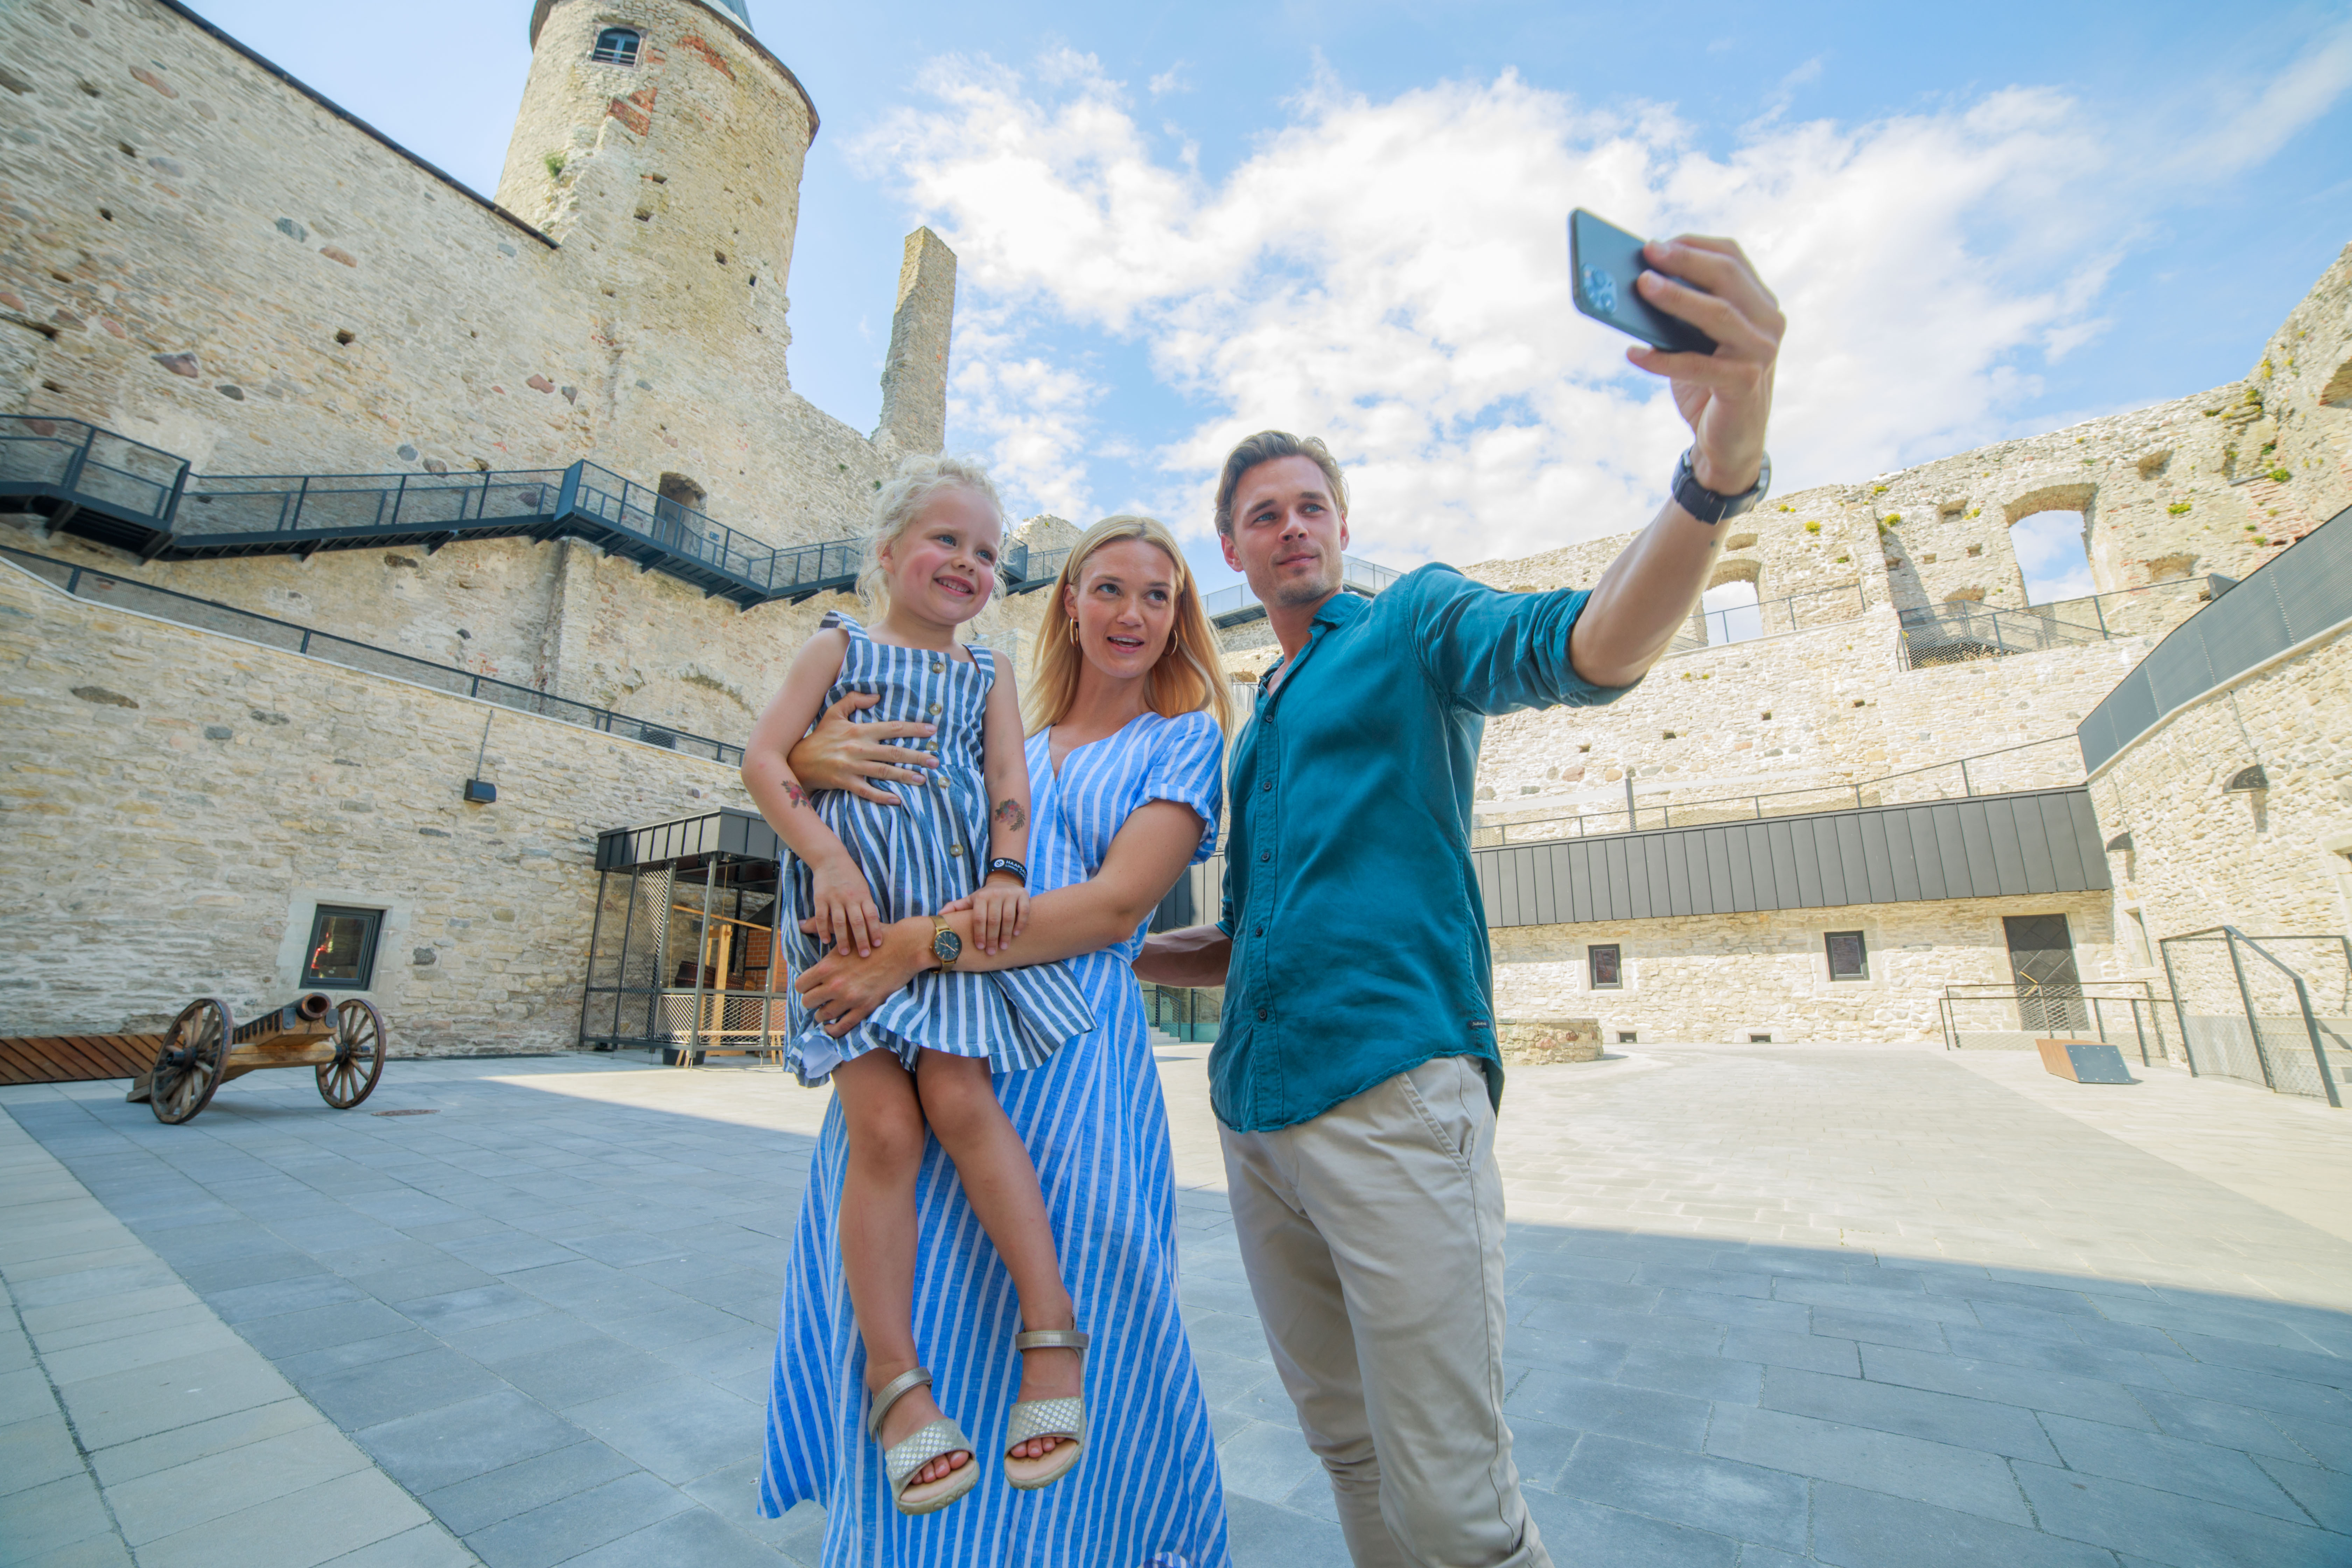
127, 993, 387, 1124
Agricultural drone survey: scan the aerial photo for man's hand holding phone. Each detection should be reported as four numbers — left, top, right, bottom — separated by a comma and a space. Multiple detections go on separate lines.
1571, 210, 1783, 496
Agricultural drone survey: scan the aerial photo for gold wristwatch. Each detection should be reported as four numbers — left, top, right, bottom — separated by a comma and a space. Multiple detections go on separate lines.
930, 916, 962, 971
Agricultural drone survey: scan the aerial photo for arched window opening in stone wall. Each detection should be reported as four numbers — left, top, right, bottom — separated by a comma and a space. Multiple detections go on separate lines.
592, 28, 641, 66
1696, 558, 1762, 646
2009, 510, 2094, 605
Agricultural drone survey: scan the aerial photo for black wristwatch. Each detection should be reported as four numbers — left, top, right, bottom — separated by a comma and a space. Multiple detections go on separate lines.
985, 857, 1027, 884
1671, 448, 1771, 525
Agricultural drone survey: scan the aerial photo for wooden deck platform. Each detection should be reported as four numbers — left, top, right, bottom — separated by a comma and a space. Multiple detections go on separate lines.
0, 1034, 161, 1085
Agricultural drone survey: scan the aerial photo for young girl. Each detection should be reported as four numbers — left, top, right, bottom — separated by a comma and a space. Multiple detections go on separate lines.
740, 456, 1095, 1517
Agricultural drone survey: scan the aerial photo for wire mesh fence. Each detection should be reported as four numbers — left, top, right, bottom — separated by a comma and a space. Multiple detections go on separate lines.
2158, 929, 2351, 1105
1938, 982, 2174, 1063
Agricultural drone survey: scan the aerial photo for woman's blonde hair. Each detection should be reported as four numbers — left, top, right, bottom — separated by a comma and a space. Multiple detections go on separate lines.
855, 453, 1005, 613
1024, 515, 1232, 736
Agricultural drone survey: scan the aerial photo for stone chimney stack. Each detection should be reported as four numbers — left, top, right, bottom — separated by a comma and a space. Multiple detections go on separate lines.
876, 228, 957, 454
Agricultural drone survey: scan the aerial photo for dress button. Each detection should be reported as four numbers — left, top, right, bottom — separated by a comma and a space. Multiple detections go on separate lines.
931, 662, 945, 674
927, 702, 942, 716
948, 845, 964, 857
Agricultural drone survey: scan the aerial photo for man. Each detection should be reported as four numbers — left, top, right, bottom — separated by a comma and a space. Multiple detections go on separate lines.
1135, 234, 1784, 1567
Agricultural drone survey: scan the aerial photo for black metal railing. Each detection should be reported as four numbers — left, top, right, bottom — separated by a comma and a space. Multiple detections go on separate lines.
0, 416, 189, 527
1668, 581, 1872, 654
1938, 981, 2174, 1063
2079, 508, 2350, 772
1897, 577, 2212, 672
1466, 734, 2085, 847
0, 543, 743, 764
176, 468, 566, 539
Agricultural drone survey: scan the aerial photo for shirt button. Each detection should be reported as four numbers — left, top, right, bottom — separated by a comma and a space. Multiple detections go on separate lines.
1256, 1007, 1268, 1021
1260, 779, 1270, 792
1259, 849, 1270, 862
927, 702, 942, 716
1253, 925, 1263, 937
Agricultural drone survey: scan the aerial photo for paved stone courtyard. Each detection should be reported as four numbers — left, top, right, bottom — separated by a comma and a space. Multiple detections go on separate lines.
5, 1041, 2351, 1567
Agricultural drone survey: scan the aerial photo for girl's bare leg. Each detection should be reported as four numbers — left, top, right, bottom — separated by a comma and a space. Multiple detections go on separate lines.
915, 1051, 1080, 1462
833, 1052, 968, 1487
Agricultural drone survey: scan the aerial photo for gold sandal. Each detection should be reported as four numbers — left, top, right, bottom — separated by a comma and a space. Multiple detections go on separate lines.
870, 1366, 979, 1516
1004, 1327, 1089, 1490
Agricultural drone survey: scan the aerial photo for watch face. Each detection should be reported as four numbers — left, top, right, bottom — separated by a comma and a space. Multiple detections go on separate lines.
932, 928, 962, 966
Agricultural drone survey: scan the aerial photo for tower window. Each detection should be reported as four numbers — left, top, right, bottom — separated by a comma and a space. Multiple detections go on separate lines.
592, 28, 641, 65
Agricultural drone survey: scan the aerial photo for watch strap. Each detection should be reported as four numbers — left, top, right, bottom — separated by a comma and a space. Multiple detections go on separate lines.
1672, 448, 1771, 525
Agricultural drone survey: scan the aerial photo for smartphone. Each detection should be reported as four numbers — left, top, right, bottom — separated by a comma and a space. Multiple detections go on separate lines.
1569, 209, 1716, 356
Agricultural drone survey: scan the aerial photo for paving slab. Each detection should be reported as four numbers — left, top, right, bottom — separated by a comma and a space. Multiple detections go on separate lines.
12, 1042, 2352, 1565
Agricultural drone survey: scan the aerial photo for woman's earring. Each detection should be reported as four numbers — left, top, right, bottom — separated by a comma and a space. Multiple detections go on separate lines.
1065, 617, 1080, 646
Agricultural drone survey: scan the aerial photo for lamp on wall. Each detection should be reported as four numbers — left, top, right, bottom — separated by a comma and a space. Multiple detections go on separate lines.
2224, 764, 2269, 792
464, 714, 497, 805
2104, 832, 2134, 853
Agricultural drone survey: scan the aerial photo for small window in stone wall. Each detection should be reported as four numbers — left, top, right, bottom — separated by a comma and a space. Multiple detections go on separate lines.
304, 906, 383, 990
592, 28, 641, 65
1825, 930, 1868, 981
1588, 944, 1623, 989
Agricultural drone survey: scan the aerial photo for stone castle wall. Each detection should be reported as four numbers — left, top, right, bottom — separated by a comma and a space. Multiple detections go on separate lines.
2094, 622, 2352, 988
1491, 890, 2120, 1046
0, 554, 745, 1049
0, 0, 992, 751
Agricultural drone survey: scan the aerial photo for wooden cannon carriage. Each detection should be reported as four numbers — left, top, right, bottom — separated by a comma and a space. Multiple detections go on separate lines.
127, 993, 387, 1124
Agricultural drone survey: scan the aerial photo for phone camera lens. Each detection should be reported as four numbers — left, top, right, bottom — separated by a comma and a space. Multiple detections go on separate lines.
1581, 265, 1617, 313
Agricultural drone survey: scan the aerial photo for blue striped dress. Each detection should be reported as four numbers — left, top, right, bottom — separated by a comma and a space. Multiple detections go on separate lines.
781, 613, 1094, 1085
761, 708, 1234, 1568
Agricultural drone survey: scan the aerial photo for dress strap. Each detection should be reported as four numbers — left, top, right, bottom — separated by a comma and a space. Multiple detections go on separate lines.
820, 610, 867, 638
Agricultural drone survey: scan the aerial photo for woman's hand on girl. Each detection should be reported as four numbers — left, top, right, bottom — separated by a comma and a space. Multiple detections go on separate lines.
795, 921, 925, 1036
811, 859, 883, 957
962, 875, 1029, 954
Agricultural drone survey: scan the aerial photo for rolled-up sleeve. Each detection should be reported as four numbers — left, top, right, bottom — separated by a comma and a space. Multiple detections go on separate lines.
1404, 565, 1641, 715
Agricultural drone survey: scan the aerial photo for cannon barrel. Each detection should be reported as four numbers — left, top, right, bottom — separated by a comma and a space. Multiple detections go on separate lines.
230, 993, 337, 1046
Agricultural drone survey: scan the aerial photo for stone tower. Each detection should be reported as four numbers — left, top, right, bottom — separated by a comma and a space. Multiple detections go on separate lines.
876, 229, 957, 454
494, 0, 821, 494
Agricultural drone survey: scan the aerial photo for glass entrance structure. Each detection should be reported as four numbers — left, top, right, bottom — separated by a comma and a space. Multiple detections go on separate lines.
581, 808, 792, 1065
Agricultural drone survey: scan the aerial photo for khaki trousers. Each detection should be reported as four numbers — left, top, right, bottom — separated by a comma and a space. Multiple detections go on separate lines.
1218, 1056, 1550, 1568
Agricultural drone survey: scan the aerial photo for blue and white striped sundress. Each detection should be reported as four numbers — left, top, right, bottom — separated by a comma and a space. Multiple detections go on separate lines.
761, 708, 1234, 1568
780, 612, 1093, 1085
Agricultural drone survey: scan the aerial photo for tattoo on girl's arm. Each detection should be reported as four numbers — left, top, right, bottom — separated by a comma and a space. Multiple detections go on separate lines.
785, 783, 810, 811
993, 798, 1027, 832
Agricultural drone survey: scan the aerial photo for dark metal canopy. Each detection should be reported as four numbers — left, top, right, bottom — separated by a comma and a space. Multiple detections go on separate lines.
596, 808, 781, 873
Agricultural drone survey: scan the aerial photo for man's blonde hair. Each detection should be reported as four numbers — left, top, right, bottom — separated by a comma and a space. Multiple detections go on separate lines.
1023, 515, 1232, 736
856, 453, 1005, 612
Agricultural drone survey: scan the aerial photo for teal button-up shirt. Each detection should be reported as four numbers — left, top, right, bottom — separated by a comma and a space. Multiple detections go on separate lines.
1212, 564, 1635, 1133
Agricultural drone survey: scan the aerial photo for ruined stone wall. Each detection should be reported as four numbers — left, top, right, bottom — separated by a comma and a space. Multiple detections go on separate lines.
2094, 622, 2352, 967
1491, 890, 2119, 1045
0, 554, 753, 1051
0, 0, 968, 748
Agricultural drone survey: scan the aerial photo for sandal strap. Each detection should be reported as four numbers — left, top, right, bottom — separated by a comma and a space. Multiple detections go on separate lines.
867, 1366, 934, 1438
1006, 1396, 1085, 1448
1013, 1328, 1091, 1354
885, 1416, 973, 1496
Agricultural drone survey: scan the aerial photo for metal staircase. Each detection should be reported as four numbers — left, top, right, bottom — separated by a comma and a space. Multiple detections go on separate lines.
0, 416, 1066, 610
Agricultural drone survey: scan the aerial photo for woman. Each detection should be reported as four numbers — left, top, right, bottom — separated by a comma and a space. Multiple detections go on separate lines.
758, 515, 1236, 1568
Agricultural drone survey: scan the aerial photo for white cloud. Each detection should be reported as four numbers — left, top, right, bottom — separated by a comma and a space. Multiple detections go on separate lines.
858, 40, 2346, 568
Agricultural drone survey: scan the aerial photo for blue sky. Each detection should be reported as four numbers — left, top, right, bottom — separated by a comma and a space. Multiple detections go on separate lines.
190, 1, 2352, 597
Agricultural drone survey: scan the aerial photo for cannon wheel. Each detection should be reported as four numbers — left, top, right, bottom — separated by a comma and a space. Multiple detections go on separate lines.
149, 998, 231, 1125
317, 999, 387, 1108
